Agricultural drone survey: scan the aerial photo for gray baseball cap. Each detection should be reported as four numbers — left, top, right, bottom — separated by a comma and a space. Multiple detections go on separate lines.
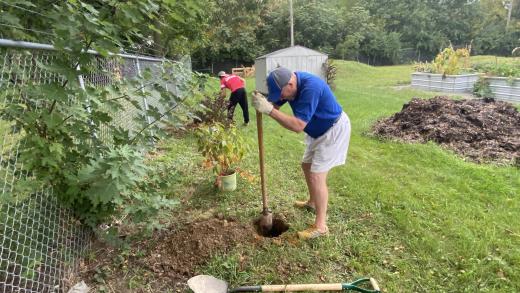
218, 71, 226, 77
266, 67, 292, 102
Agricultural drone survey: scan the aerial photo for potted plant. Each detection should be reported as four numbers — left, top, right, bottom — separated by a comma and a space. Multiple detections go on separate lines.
196, 123, 246, 192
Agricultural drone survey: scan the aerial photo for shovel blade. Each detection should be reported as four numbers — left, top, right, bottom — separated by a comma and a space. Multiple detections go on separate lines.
188, 275, 228, 293
259, 211, 273, 230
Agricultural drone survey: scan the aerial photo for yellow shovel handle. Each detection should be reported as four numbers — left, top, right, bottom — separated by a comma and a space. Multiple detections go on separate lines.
262, 283, 343, 291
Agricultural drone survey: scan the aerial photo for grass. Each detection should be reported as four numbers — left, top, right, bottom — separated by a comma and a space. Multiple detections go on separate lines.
470, 55, 520, 64
154, 61, 519, 292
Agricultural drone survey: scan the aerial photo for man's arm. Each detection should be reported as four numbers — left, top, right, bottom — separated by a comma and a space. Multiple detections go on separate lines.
269, 108, 307, 133
251, 91, 305, 132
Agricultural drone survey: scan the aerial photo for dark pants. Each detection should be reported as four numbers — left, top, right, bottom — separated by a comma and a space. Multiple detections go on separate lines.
227, 88, 249, 124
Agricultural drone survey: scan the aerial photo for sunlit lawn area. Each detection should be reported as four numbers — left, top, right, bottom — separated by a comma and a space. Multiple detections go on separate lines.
152, 60, 520, 292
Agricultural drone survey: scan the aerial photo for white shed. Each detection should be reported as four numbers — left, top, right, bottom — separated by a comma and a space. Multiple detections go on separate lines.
254, 45, 328, 94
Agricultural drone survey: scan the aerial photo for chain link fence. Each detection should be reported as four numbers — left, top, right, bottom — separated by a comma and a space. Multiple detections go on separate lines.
0, 39, 191, 292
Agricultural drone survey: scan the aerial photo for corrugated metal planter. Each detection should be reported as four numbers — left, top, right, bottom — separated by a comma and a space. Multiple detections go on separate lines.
411, 72, 480, 93
485, 77, 520, 103
255, 46, 328, 94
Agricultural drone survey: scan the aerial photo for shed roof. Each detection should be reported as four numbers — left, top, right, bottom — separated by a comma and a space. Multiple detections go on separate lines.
256, 45, 327, 59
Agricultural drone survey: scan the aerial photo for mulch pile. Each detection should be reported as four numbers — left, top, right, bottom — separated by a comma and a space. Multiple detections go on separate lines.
372, 96, 520, 165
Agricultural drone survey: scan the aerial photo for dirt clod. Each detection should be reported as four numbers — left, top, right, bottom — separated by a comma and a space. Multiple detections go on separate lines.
373, 96, 520, 164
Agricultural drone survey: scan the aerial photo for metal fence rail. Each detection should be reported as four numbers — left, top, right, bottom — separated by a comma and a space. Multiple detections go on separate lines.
0, 39, 191, 292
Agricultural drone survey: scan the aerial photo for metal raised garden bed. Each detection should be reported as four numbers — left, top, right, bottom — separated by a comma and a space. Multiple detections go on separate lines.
411, 72, 480, 93
484, 76, 520, 103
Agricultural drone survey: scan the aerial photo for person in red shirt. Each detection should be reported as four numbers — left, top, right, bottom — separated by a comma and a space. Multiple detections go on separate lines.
218, 71, 249, 125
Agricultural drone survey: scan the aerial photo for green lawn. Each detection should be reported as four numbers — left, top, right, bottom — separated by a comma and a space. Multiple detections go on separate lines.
162, 60, 520, 292
470, 55, 519, 64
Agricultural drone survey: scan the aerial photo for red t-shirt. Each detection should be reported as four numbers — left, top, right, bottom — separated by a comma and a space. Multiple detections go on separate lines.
220, 74, 245, 93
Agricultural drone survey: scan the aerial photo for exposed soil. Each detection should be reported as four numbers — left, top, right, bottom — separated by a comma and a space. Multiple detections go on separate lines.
144, 217, 252, 283
372, 96, 520, 165
79, 216, 254, 292
253, 214, 290, 237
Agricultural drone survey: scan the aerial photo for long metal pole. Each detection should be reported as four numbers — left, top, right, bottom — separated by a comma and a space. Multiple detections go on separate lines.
135, 58, 155, 144
290, 0, 294, 46
0, 38, 165, 62
76, 64, 99, 142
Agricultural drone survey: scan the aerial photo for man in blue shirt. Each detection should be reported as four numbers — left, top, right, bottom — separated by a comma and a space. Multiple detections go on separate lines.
252, 67, 351, 240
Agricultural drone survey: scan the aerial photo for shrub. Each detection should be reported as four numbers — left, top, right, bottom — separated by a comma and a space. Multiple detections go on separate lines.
413, 45, 471, 76
413, 61, 435, 73
472, 62, 520, 78
432, 46, 470, 75
195, 93, 230, 126
0, 1, 211, 230
473, 78, 494, 98
324, 59, 337, 90
195, 123, 246, 176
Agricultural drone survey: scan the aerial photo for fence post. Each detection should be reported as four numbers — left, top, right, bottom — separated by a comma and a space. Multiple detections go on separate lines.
161, 60, 169, 93
135, 57, 154, 143
76, 64, 99, 142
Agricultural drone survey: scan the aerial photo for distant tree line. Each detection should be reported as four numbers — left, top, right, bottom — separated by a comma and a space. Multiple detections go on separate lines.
2, 0, 519, 67
193, 0, 520, 67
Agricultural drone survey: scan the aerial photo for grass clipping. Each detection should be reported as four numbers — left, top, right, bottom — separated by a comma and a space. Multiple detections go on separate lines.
373, 96, 520, 165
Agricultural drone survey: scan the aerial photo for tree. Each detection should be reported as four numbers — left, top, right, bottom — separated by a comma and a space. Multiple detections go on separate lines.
334, 6, 374, 60
193, 0, 267, 64
473, 0, 520, 55
0, 0, 208, 228
0, 0, 207, 58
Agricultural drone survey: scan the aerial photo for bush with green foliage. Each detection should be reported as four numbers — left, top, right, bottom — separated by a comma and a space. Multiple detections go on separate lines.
413, 46, 471, 75
325, 59, 338, 90
196, 123, 246, 176
412, 61, 435, 73
472, 62, 520, 78
0, 0, 209, 229
473, 78, 494, 98
195, 93, 230, 126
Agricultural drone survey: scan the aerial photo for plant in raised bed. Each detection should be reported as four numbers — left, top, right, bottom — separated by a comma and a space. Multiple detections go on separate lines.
413, 45, 471, 76
472, 62, 520, 79
473, 78, 494, 98
432, 46, 470, 76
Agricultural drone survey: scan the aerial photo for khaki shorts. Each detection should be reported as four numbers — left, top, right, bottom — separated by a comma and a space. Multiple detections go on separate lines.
302, 112, 351, 173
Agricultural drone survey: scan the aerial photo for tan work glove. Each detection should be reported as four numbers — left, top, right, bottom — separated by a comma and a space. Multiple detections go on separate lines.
252, 91, 274, 115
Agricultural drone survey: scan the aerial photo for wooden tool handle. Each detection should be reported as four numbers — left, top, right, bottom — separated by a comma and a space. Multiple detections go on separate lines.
256, 110, 268, 211
370, 278, 380, 291
261, 283, 343, 291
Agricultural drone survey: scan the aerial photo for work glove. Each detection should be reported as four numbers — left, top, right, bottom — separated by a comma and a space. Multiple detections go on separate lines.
252, 91, 274, 115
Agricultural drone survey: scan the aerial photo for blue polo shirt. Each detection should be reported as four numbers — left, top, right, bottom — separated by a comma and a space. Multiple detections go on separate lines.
270, 72, 342, 138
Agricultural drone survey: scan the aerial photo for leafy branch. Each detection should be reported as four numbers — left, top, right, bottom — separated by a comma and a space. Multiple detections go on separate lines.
0, 0, 209, 231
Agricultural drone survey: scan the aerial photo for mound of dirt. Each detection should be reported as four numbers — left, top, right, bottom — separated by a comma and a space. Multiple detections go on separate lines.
80, 216, 254, 291
373, 96, 520, 165
144, 217, 252, 279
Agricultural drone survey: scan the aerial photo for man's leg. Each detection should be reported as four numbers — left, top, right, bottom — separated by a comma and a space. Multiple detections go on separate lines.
227, 93, 239, 122
308, 171, 329, 232
301, 162, 316, 208
237, 89, 250, 124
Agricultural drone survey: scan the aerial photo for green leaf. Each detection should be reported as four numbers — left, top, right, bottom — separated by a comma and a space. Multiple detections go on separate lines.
2, 12, 21, 26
